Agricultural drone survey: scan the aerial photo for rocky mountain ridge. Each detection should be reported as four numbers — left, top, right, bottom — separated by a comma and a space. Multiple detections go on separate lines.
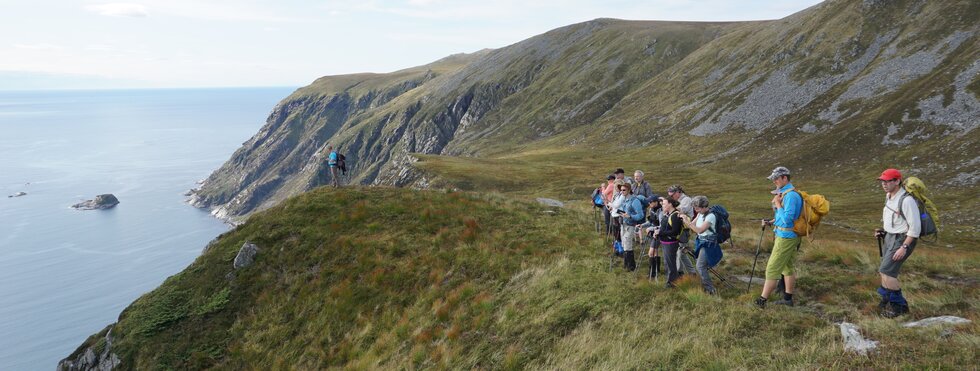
190, 0, 978, 221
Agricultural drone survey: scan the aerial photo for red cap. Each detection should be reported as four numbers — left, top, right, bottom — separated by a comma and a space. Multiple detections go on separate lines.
877, 168, 902, 181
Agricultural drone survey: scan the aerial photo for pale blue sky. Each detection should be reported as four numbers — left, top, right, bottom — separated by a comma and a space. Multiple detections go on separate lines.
0, 0, 822, 89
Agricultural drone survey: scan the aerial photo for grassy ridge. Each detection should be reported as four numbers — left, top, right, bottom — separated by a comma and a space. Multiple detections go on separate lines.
71, 181, 978, 368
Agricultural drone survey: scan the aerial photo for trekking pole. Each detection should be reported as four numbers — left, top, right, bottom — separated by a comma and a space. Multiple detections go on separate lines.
606, 217, 614, 272
747, 225, 767, 293
876, 234, 883, 257
686, 250, 736, 290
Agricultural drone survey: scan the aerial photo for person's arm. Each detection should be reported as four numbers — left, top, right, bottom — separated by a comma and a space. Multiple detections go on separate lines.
901, 196, 921, 239
773, 191, 801, 229
686, 214, 710, 234
893, 196, 920, 261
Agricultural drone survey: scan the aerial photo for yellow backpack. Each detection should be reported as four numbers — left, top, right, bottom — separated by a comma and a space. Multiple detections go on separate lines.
781, 187, 830, 237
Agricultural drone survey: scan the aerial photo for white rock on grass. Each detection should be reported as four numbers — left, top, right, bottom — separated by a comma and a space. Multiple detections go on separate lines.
233, 242, 259, 269
840, 322, 878, 355
536, 198, 565, 208
903, 316, 972, 328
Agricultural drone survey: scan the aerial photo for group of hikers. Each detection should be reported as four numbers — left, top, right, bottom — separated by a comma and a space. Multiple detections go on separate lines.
592, 166, 935, 318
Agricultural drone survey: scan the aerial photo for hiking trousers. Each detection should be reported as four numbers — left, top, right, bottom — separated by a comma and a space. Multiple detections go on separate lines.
661, 241, 680, 284
329, 166, 341, 187
677, 243, 696, 274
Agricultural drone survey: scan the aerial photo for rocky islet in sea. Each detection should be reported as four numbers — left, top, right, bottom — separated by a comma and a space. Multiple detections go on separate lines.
72, 194, 120, 210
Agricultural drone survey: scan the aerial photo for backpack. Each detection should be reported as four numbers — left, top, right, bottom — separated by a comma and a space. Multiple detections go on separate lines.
898, 177, 939, 240
591, 188, 604, 208
666, 211, 691, 244
623, 196, 646, 225
613, 240, 624, 256
781, 187, 830, 238
708, 205, 732, 245
337, 153, 347, 175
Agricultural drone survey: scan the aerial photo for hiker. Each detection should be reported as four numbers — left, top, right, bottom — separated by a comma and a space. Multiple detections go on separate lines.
755, 167, 802, 308
326, 145, 341, 187
601, 174, 616, 233
667, 185, 697, 276
639, 196, 663, 279
613, 168, 636, 189
608, 179, 628, 243
633, 170, 654, 199
655, 197, 683, 287
874, 168, 920, 318
680, 196, 723, 294
617, 182, 643, 271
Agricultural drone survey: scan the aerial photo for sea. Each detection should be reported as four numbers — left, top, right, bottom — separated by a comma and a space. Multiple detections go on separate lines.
0, 87, 295, 370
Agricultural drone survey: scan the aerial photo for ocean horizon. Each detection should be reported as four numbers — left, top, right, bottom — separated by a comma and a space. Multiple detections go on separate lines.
0, 87, 295, 370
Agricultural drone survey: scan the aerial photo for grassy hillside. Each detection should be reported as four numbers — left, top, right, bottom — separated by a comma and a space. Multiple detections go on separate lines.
65, 186, 978, 369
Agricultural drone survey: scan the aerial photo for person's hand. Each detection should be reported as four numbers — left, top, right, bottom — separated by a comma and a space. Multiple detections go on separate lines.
771, 194, 783, 209
874, 229, 885, 238
761, 219, 773, 227
892, 245, 907, 261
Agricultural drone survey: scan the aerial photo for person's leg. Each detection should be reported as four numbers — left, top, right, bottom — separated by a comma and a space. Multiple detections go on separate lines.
695, 240, 715, 294
622, 224, 636, 271
330, 167, 340, 187
878, 233, 915, 317
663, 243, 679, 286
757, 236, 796, 307
677, 243, 696, 274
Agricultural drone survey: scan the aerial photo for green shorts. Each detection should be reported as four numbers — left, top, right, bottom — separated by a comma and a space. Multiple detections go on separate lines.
766, 236, 801, 280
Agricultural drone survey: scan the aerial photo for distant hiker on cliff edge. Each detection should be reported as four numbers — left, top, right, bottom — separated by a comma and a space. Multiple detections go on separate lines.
326, 145, 341, 187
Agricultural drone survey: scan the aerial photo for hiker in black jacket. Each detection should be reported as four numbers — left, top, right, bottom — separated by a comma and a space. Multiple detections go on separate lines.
656, 197, 683, 287
640, 196, 663, 279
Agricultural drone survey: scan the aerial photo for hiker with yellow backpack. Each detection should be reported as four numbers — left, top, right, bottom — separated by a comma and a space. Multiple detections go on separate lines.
753, 166, 831, 308
874, 168, 938, 318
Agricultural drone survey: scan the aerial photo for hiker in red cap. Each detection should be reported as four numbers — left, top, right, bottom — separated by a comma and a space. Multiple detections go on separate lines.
874, 168, 920, 318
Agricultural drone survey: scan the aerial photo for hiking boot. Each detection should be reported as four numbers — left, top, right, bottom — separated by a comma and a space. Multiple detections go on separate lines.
878, 297, 888, 310
882, 303, 909, 318
665, 282, 676, 289
703, 287, 717, 295
771, 299, 794, 307
754, 296, 767, 308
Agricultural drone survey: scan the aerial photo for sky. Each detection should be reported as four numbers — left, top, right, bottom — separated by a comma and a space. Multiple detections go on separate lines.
0, 0, 823, 90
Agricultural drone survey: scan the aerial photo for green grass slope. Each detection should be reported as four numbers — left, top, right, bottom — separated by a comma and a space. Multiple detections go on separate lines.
65, 186, 978, 369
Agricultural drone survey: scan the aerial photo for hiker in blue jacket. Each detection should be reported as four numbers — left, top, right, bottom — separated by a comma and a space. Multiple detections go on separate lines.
326, 145, 340, 187
756, 166, 803, 307
618, 182, 644, 272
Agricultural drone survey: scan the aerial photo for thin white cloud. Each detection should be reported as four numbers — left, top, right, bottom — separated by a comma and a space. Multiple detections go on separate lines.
86, 3, 149, 17
12, 43, 64, 50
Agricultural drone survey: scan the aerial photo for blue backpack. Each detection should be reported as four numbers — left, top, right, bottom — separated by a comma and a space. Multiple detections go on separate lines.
623, 196, 646, 225
591, 188, 604, 207
613, 240, 624, 255
708, 205, 732, 245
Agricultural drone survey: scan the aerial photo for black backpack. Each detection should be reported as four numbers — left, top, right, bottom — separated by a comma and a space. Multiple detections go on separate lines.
708, 205, 732, 245
337, 154, 347, 175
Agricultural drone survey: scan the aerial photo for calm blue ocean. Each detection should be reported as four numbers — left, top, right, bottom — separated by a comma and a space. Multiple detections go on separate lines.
0, 87, 294, 370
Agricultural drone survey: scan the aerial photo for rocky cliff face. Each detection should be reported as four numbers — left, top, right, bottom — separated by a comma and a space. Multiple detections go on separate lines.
190, 0, 979, 220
